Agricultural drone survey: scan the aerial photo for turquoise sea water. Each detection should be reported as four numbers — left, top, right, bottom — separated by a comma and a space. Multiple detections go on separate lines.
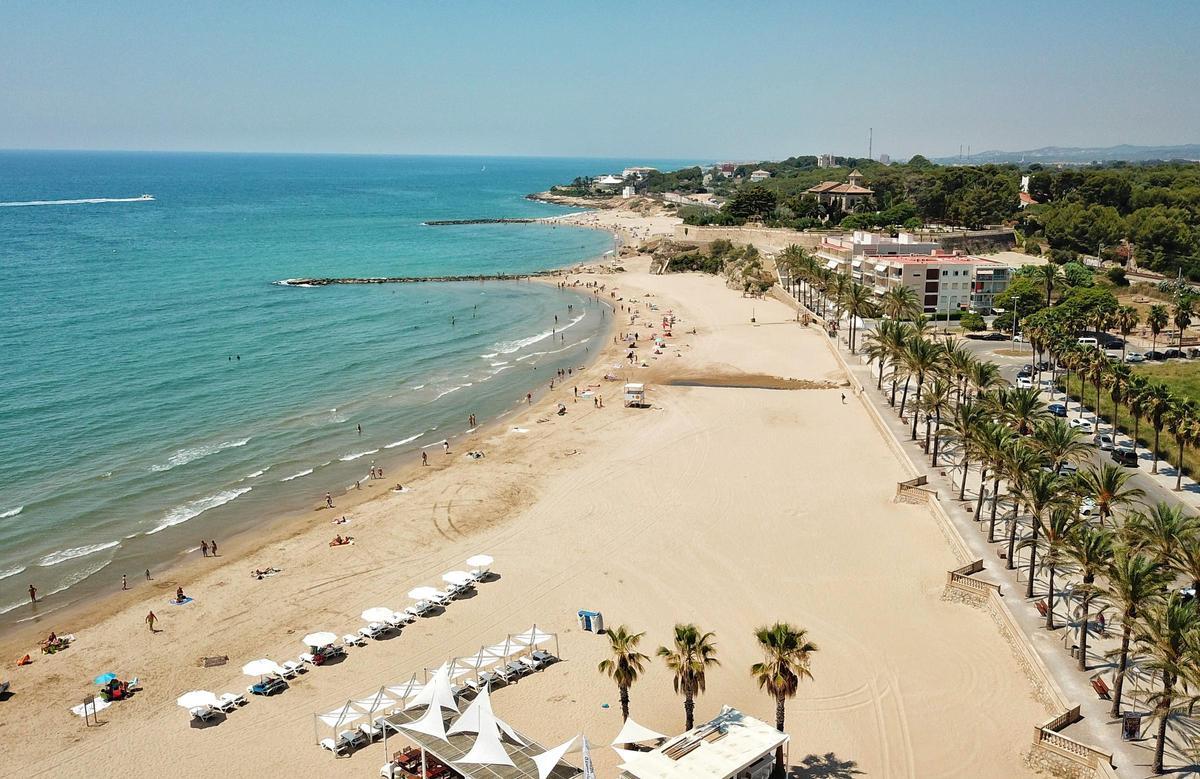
0, 151, 693, 624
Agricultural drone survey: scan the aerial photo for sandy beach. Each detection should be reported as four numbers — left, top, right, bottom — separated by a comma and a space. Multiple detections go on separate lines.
0, 242, 1046, 777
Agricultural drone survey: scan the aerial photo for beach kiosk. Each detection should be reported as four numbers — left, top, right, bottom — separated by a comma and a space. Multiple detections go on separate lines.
623, 383, 646, 408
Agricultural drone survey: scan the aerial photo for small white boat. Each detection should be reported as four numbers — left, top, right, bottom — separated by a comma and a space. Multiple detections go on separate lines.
138, 193, 155, 201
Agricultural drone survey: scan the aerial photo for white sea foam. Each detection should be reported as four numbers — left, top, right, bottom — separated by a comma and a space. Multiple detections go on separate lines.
0, 505, 23, 519
244, 466, 271, 479
36, 541, 120, 567
492, 313, 585, 355
150, 437, 250, 472
280, 468, 314, 482
0, 195, 154, 207
339, 449, 380, 462
147, 487, 251, 535
480, 353, 498, 359
433, 386, 464, 400
411, 384, 426, 390
489, 361, 509, 367
42, 557, 114, 599
421, 439, 449, 449
384, 433, 424, 449
0, 565, 26, 581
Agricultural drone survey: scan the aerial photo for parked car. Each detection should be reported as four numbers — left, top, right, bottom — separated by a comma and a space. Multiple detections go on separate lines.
980, 331, 1008, 341
1165, 348, 1185, 359
1018, 364, 1034, 376
1078, 497, 1099, 518
1124, 352, 1146, 363
1036, 361, 1053, 372
1016, 376, 1034, 389
1048, 402, 1067, 417
1069, 417, 1096, 433
1094, 433, 1116, 451
1113, 446, 1139, 467
1145, 350, 1167, 361
1104, 338, 1125, 349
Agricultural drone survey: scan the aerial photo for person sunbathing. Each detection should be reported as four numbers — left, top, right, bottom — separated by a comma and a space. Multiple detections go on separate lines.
329, 535, 353, 546
175, 587, 187, 603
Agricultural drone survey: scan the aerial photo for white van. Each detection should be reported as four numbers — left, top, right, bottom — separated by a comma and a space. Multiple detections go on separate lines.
1077, 337, 1099, 348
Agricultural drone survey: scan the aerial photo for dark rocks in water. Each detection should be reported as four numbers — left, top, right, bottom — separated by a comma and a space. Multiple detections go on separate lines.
276, 271, 561, 287
422, 218, 537, 226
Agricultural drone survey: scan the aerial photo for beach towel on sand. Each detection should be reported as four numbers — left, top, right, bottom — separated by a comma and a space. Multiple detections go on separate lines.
169, 597, 194, 606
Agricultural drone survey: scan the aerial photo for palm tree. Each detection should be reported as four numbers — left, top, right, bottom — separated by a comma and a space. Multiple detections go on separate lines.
1167, 397, 1197, 491
998, 386, 1050, 436
862, 320, 896, 391
1172, 296, 1194, 350
1031, 263, 1063, 307
598, 625, 650, 721
1148, 304, 1169, 355
1133, 594, 1200, 774
943, 399, 986, 500
1171, 533, 1200, 593
941, 337, 976, 404
1024, 507, 1079, 629
1105, 550, 1173, 718
1074, 462, 1145, 525
1145, 383, 1174, 474
981, 424, 1020, 541
751, 623, 817, 777
920, 378, 954, 463
879, 285, 920, 322
657, 624, 719, 730
967, 360, 1001, 400
1104, 363, 1131, 437
1081, 350, 1109, 424
1127, 375, 1151, 450
1126, 501, 1198, 566
1116, 305, 1139, 363
841, 282, 875, 354
901, 336, 944, 439
1031, 418, 1090, 475
1064, 525, 1113, 671
1009, 469, 1071, 591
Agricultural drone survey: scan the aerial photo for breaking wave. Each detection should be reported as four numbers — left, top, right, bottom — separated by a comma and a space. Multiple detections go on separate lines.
147, 487, 252, 535
150, 437, 251, 472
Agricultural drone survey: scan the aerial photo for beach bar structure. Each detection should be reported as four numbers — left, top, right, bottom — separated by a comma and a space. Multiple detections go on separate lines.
618, 707, 786, 779
623, 383, 646, 408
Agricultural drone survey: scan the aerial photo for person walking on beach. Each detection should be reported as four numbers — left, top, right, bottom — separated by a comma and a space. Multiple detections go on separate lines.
325, 492, 334, 508
201, 540, 209, 557
421, 451, 428, 466
526, 392, 532, 405
28, 584, 36, 603
355, 480, 361, 490
122, 574, 127, 591
210, 540, 217, 556
145, 569, 151, 581
146, 611, 157, 632
841, 392, 846, 404
443, 440, 450, 455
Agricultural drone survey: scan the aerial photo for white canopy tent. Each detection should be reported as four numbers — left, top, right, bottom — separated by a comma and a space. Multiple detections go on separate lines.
312, 700, 366, 747
532, 736, 577, 779
453, 701, 515, 767
610, 717, 666, 746
404, 664, 459, 712
352, 690, 395, 718
399, 698, 449, 742
447, 685, 526, 745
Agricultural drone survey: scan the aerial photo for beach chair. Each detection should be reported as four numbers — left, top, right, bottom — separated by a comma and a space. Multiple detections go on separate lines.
1091, 676, 1112, 700
341, 728, 368, 749
127, 676, 141, 691
359, 721, 383, 742
280, 660, 305, 678
504, 660, 528, 679
359, 623, 385, 640
320, 737, 350, 757
299, 652, 317, 665
531, 649, 555, 667
190, 705, 219, 722
216, 693, 245, 712
343, 633, 366, 647
384, 613, 409, 630
405, 601, 433, 618
372, 715, 397, 734
519, 656, 541, 673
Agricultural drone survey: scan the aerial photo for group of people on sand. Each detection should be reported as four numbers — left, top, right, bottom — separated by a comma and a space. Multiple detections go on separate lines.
200, 539, 218, 557
329, 534, 353, 547
250, 566, 280, 580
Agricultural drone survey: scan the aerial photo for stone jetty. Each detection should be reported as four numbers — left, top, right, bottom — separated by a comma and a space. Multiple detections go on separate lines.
422, 218, 538, 226
275, 271, 561, 287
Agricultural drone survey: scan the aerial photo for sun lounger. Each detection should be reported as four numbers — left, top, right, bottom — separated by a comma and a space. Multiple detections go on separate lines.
343, 633, 366, 647
519, 656, 541, 673
299, 652, 316, 665
359, 623, 385, 640
190, 705, 218, 722
531, 649, 555, 665
384, 613, 410, 629
405, 601, 433, 618
359, 721, 382, 741
341, 728, 368, 749
320, 737, 350, 757
280, 660, 305, 678
372, 715, 397, 734
504, 660, 527, 678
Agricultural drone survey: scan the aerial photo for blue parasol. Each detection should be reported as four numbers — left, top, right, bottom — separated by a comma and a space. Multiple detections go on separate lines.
93, 673, 117, 685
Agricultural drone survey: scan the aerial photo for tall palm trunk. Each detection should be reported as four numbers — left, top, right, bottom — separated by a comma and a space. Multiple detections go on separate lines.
1153, 673, 1173, 774
989, 477, 1001, 542
958, 457, 970, 501
619, 685, 630, 720
1077, 576, 1092, 671
973, 467, 988, 525
684, 692, 695, 730
1111, 622, 1133, 718
1045, 562, 1056, 629
1153, 423, 1162, 474
1006, 503, 1021, 570
910, 377, 925, 439
898, 378, 911, 419
932, 407, 943, 465
877, 358, 885, 390
1175, 431, 1186, 491
1025, 517, 1040, 598
773, 695, 786, 777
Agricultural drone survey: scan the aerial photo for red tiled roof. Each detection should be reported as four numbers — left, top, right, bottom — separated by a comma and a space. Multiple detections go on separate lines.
1019, 192, 1039, 205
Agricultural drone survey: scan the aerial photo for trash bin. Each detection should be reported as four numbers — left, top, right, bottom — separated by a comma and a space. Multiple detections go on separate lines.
1122, 712, 1142, 741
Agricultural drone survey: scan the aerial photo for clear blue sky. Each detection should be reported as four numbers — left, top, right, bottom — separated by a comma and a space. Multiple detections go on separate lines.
2, 1, 1197, 160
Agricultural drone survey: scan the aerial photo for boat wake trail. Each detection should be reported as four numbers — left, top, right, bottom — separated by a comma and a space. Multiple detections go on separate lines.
0, 195, 155, 207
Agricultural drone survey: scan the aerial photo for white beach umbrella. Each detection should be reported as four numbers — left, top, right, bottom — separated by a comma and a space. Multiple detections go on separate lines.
176, 690, 218, 710
361, 607, 395, 623
442, 570, 472, 586
466, 554, 493, 569
302, 631, 338, 648
241, 659, 283, 678
534, 737, 578, 779
407, 586, 441, 601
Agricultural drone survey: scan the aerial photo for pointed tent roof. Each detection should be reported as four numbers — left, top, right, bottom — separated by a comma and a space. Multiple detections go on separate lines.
848, 168, 863, 178
533, 736, 578, 779
510, 626, 554, 647
317, 701, 364, 729
399, 698, 449, 742
352, 689, 395, 716
385, 675, 423, 700
613, 746, 646, 766
446, 685, 526, 745
454, 703, 515, 767
404, 664, 459, 712
611, 717, 667, 746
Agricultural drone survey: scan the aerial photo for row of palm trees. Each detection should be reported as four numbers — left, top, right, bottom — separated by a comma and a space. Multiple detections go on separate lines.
854, 310, 1200, 773
599, 622, 816, 776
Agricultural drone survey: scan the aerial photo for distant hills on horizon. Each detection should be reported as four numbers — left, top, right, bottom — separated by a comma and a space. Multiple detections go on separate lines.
929, 144, 1200, 165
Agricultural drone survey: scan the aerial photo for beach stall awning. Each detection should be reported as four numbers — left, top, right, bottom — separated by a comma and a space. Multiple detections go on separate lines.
352, 690, 395, 716
400, 698, 450, 742
611, 717, 666, 746
447, 685, 525, 745
454, 705, 515, 767
533, 737, 577, 779
510, 626, 555, 647
404, 664, 459, 712
386, 677, 424, 700
317, 701, 364, 729
851, 259, 863, 268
